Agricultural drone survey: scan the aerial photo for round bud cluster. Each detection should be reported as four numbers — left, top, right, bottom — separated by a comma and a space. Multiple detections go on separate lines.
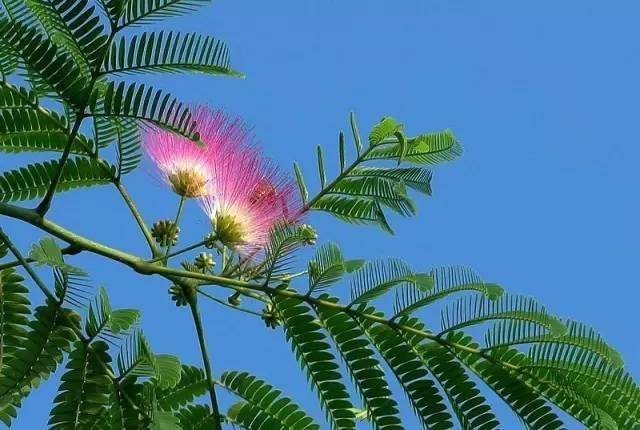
195, 252, 216, 272
261, 303, 281, 329
151, 220, 180, 247
168, 285, 188, 307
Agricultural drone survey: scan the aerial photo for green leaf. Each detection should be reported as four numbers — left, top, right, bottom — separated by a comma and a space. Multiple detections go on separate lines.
365, 129, 462, 165
155, 365, 207, 411
48, 340, 112, 429
317, 145, 326, 188
273, 292, 356, 430
349, 112, 361, 154
0, 0, 37, 26
86, 287, 112, 339
348, 167, 433, 195
151, 410, 181, 430
260, 223, 308, 283
368, 117, 402, 146
398, 317, 500, 430
104, 31, 239, 77
349, 259, 433, 306
25, 0, 109, 72
0, 300, 80, 408
121, 0, 210, 28
0, 156, 114, 203
311, 195, 393, 234
177, 404, 216, 430
338, 131, 346, 172
153, 354, 181, 389
94, 117, 142, 176
307, 243, 346, 294
315, 296, 403, 430
440, 294, 567, 337
0, 83, 95, 155
326, 176, 416, 216
293, 162, 308, 204
356, 305, 453, 429
0, 269, 30, 369
89, 81, 198, 140
454, 330, 619, 429
485, 319, 623, 368
219, 370, 320, 430
29, 237, 85, 275
393, 266, 504, 318
0, 20, 91, 106
109, 309, 141, 334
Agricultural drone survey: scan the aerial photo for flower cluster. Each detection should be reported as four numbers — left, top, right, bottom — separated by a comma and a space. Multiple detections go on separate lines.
143, 107, 301, 253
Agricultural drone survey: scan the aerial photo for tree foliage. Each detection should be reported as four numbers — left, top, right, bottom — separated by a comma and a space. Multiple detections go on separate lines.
0, 0, 637, 429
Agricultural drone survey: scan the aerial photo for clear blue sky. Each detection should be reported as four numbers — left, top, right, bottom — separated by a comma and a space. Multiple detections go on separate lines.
4, 1, 640, 428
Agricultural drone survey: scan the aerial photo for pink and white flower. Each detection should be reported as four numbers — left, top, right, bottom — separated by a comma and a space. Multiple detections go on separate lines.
142, 124, 211, 198
196, 109, 301, 252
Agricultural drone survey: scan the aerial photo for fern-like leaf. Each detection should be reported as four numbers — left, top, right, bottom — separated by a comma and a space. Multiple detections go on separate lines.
177, 404, 216, 430
273, 292, 356, 430
155, 365, 207, 411
365, 130, 462, 165
398, 316, 500, 430
89, 80, 198, 140
315, 296, 403, 430
355, 305, 452, 429
121, 0, 209, 28
25, 0, 109, 72
0, 269, 30, 367
0, 300, 80, 408
0, 20, 91, 106
441, 294, 567, 337
393, 266, 504, 318
349, 259, 432, 306
219, 370, 320, 430
0, 156, 114, 203
48, 340, 112, 429
104, 31, 238, 77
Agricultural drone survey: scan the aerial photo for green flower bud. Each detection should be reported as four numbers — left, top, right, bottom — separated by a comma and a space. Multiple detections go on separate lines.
195, 252, 216, 272
168, 285, 188, 307
151, 219, 180, 247
261, 303, 281, 329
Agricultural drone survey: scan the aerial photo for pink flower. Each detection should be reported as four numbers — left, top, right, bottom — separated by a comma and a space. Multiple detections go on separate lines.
196, 109, 301, 252
142, 125, 211, 198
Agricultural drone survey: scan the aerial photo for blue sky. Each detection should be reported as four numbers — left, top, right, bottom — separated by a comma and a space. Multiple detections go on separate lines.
3, 0, 640, 428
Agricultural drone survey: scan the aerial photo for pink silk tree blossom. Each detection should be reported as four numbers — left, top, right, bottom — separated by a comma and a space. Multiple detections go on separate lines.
196, 108, 302, 252
142, 125, 211, 199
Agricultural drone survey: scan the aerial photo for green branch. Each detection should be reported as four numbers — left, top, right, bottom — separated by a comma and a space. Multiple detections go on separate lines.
186, 292, 222, 430
0, 201, 517, 370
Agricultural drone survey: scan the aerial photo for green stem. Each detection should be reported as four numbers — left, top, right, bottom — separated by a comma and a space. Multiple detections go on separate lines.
187, 294, 222, 430
303, 144, 375, 210
163, 196, 185, 263
197, 289, 264, 317
147, 239, 206, 264
36, 114, 86, 215
114, 180, 159, 257
0, 201, 517, 369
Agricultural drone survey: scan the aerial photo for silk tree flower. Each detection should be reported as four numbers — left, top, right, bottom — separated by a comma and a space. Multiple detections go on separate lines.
196, 109, 301, 252
142, 126, 211, 198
